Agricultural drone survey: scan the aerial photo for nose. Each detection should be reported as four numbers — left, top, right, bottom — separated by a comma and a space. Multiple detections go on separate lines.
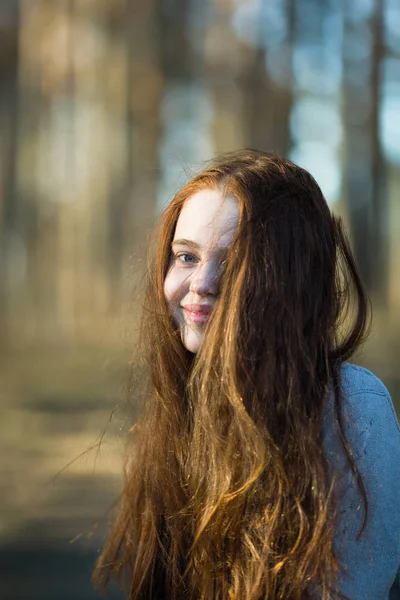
189, 261, 219, 296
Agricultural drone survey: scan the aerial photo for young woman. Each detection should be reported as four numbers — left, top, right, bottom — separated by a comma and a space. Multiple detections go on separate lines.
94, 150, 400, 599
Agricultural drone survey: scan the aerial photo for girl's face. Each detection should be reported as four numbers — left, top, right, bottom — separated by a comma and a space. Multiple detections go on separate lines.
164, 188, 239, 353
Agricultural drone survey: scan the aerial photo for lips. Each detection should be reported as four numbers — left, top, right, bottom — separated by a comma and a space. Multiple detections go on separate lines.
183, 304, 213, 324
184, 304, 213, 315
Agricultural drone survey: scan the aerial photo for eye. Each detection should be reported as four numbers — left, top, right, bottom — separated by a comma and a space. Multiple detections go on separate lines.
176, 252, 198, 264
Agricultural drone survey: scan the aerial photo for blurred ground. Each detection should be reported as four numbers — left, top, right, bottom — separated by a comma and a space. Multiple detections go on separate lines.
0, 347, 128, 600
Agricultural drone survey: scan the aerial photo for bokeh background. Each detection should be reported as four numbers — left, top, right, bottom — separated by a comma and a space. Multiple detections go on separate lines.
0, 0, 399, 598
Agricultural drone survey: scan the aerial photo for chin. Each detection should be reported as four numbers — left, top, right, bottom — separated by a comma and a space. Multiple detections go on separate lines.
181, 327, 202, 354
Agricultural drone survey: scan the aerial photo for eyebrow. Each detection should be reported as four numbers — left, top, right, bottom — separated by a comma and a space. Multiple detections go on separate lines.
172, 238, 202, 250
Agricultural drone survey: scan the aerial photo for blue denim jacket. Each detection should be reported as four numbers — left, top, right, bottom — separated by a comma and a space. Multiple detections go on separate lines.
322, 363, 400, 599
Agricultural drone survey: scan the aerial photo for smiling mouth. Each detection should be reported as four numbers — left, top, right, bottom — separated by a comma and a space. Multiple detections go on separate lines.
183, 305, 213, 324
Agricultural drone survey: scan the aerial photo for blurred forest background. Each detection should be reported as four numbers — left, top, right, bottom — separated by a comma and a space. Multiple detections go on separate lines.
0, 0, 399, 598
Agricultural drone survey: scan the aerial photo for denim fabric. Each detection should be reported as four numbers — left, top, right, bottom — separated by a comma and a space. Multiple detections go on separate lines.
322, 363, 400, 600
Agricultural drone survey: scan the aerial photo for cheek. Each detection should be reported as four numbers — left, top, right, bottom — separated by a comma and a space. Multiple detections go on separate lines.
163, 268, 183, 307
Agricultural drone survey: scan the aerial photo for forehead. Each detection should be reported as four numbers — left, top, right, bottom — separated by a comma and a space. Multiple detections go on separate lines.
174, 189, 239, 249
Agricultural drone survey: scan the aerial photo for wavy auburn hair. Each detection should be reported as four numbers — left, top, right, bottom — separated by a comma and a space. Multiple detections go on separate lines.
93, 150, 370, 599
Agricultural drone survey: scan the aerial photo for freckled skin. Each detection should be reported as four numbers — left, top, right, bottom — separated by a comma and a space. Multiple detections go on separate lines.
163, 189, 239, 353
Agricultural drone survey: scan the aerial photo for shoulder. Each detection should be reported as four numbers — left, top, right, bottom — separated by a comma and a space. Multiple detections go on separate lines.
338, 363, 400, 439
340, 362, 395, 400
